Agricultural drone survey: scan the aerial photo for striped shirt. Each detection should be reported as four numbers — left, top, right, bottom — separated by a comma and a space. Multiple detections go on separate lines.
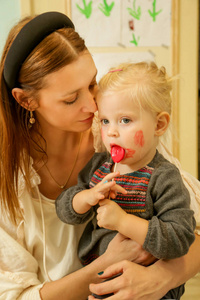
89, 162, 154, 214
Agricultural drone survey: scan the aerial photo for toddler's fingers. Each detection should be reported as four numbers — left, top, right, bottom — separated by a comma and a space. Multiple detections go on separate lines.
109, 191, 116, 199
111, 184, 127, 194
97, 193, 105, 200
98, 181, 116, 194
102, 172, 120, 183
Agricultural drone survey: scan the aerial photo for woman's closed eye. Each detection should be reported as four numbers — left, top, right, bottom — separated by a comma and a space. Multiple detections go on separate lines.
63, 95, 78, 105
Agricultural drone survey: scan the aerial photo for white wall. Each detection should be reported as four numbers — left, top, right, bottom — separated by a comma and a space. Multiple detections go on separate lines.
0, 0, 20, 55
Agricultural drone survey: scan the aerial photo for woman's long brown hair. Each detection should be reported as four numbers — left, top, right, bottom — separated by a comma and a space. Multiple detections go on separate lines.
0, 16, 87, 225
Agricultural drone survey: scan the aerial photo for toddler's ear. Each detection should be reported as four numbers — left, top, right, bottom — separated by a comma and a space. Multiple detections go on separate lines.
155, 112, 170, 136
12, 88, 38, 110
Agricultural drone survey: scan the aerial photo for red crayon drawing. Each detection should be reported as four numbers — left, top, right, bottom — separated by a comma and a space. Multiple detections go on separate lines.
134, 130, 144, 147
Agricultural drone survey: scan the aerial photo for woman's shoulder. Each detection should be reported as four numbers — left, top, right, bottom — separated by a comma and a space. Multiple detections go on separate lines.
18, 158, 41, 198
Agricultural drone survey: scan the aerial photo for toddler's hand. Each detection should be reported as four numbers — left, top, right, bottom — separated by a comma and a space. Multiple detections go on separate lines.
97, 199, 126, 231
87, 172, 126, 206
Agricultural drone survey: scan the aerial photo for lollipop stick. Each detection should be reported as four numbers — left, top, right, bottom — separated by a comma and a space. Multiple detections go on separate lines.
109, 146, 125, 200
113, 162, 117, 173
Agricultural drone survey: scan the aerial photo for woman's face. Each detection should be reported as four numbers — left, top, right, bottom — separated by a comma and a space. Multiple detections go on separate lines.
35, 51, 98, 133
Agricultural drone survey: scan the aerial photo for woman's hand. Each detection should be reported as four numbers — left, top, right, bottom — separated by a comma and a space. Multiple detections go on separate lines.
88, 260, 172, 300
104, 233, 156, 266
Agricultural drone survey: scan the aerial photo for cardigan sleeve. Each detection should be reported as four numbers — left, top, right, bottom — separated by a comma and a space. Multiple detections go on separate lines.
143, 162, 196, 260
55, 152, 109, 225
157, 141, 200, 234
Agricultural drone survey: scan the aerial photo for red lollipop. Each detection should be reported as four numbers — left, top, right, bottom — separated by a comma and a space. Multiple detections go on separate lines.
111, 145, 125, 163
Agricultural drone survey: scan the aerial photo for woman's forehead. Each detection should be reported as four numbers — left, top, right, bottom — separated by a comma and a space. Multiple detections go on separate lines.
42, 52, 97, 94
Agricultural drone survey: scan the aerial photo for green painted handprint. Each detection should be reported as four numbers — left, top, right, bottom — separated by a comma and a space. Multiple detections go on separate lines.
127, 0, 141, 20
130, 33, 140, 46
98, 0, 115, 17
76, 0, 93, 19
148, 0, 162, 22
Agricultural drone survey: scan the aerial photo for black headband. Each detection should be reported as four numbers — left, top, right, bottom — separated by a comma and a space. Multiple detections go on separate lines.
3, 11, 75, 90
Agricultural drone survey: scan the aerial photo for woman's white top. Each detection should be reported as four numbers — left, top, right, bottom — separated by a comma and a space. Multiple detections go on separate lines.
0, 168, 86, 299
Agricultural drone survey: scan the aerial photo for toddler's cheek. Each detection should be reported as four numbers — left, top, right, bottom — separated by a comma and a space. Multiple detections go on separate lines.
134, 130, 145, 147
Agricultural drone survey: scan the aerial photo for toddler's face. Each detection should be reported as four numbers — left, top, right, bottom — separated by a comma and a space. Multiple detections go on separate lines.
97, 92, 159, 169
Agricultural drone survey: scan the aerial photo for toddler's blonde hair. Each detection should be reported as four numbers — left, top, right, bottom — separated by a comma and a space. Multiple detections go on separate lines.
98, 61, 173, 116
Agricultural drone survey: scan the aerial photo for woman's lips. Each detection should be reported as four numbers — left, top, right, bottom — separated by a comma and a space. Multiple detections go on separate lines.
80, 115, 94, 123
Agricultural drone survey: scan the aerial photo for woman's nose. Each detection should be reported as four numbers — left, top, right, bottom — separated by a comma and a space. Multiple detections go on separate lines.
82, 91, 97, 113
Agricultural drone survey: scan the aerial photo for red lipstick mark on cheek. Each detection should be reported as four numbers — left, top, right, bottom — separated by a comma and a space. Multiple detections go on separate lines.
134, 130, 144, 147
125, 148, 136, 158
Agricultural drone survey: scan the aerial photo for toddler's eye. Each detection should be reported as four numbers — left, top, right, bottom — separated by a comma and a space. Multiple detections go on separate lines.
101, 119, 109, 125
121, 118, 131, 124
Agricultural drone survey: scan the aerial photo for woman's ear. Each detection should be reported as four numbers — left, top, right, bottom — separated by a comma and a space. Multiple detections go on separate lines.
12, 88, 38, 111
155, 112, 170, 136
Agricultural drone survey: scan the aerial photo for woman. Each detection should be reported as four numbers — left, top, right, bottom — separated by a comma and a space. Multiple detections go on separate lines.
0, 11, 199, 300
0, 11, 155, 299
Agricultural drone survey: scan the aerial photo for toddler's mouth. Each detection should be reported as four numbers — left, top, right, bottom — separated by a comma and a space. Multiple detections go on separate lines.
110, 145, 125, 163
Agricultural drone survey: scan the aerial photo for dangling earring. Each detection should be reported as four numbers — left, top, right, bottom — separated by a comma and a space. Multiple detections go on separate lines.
29, 111, 35, 125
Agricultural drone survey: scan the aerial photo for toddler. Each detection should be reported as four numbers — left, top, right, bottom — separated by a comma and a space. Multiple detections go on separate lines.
56, 62, 196, 299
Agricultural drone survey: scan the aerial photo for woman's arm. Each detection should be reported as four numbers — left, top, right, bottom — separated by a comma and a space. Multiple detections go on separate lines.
88, 234, 200, 300
40, 234, 153, 300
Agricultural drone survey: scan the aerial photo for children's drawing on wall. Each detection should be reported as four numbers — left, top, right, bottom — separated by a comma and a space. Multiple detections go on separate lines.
72, 0, 120, 47
71, 0, 171, 47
